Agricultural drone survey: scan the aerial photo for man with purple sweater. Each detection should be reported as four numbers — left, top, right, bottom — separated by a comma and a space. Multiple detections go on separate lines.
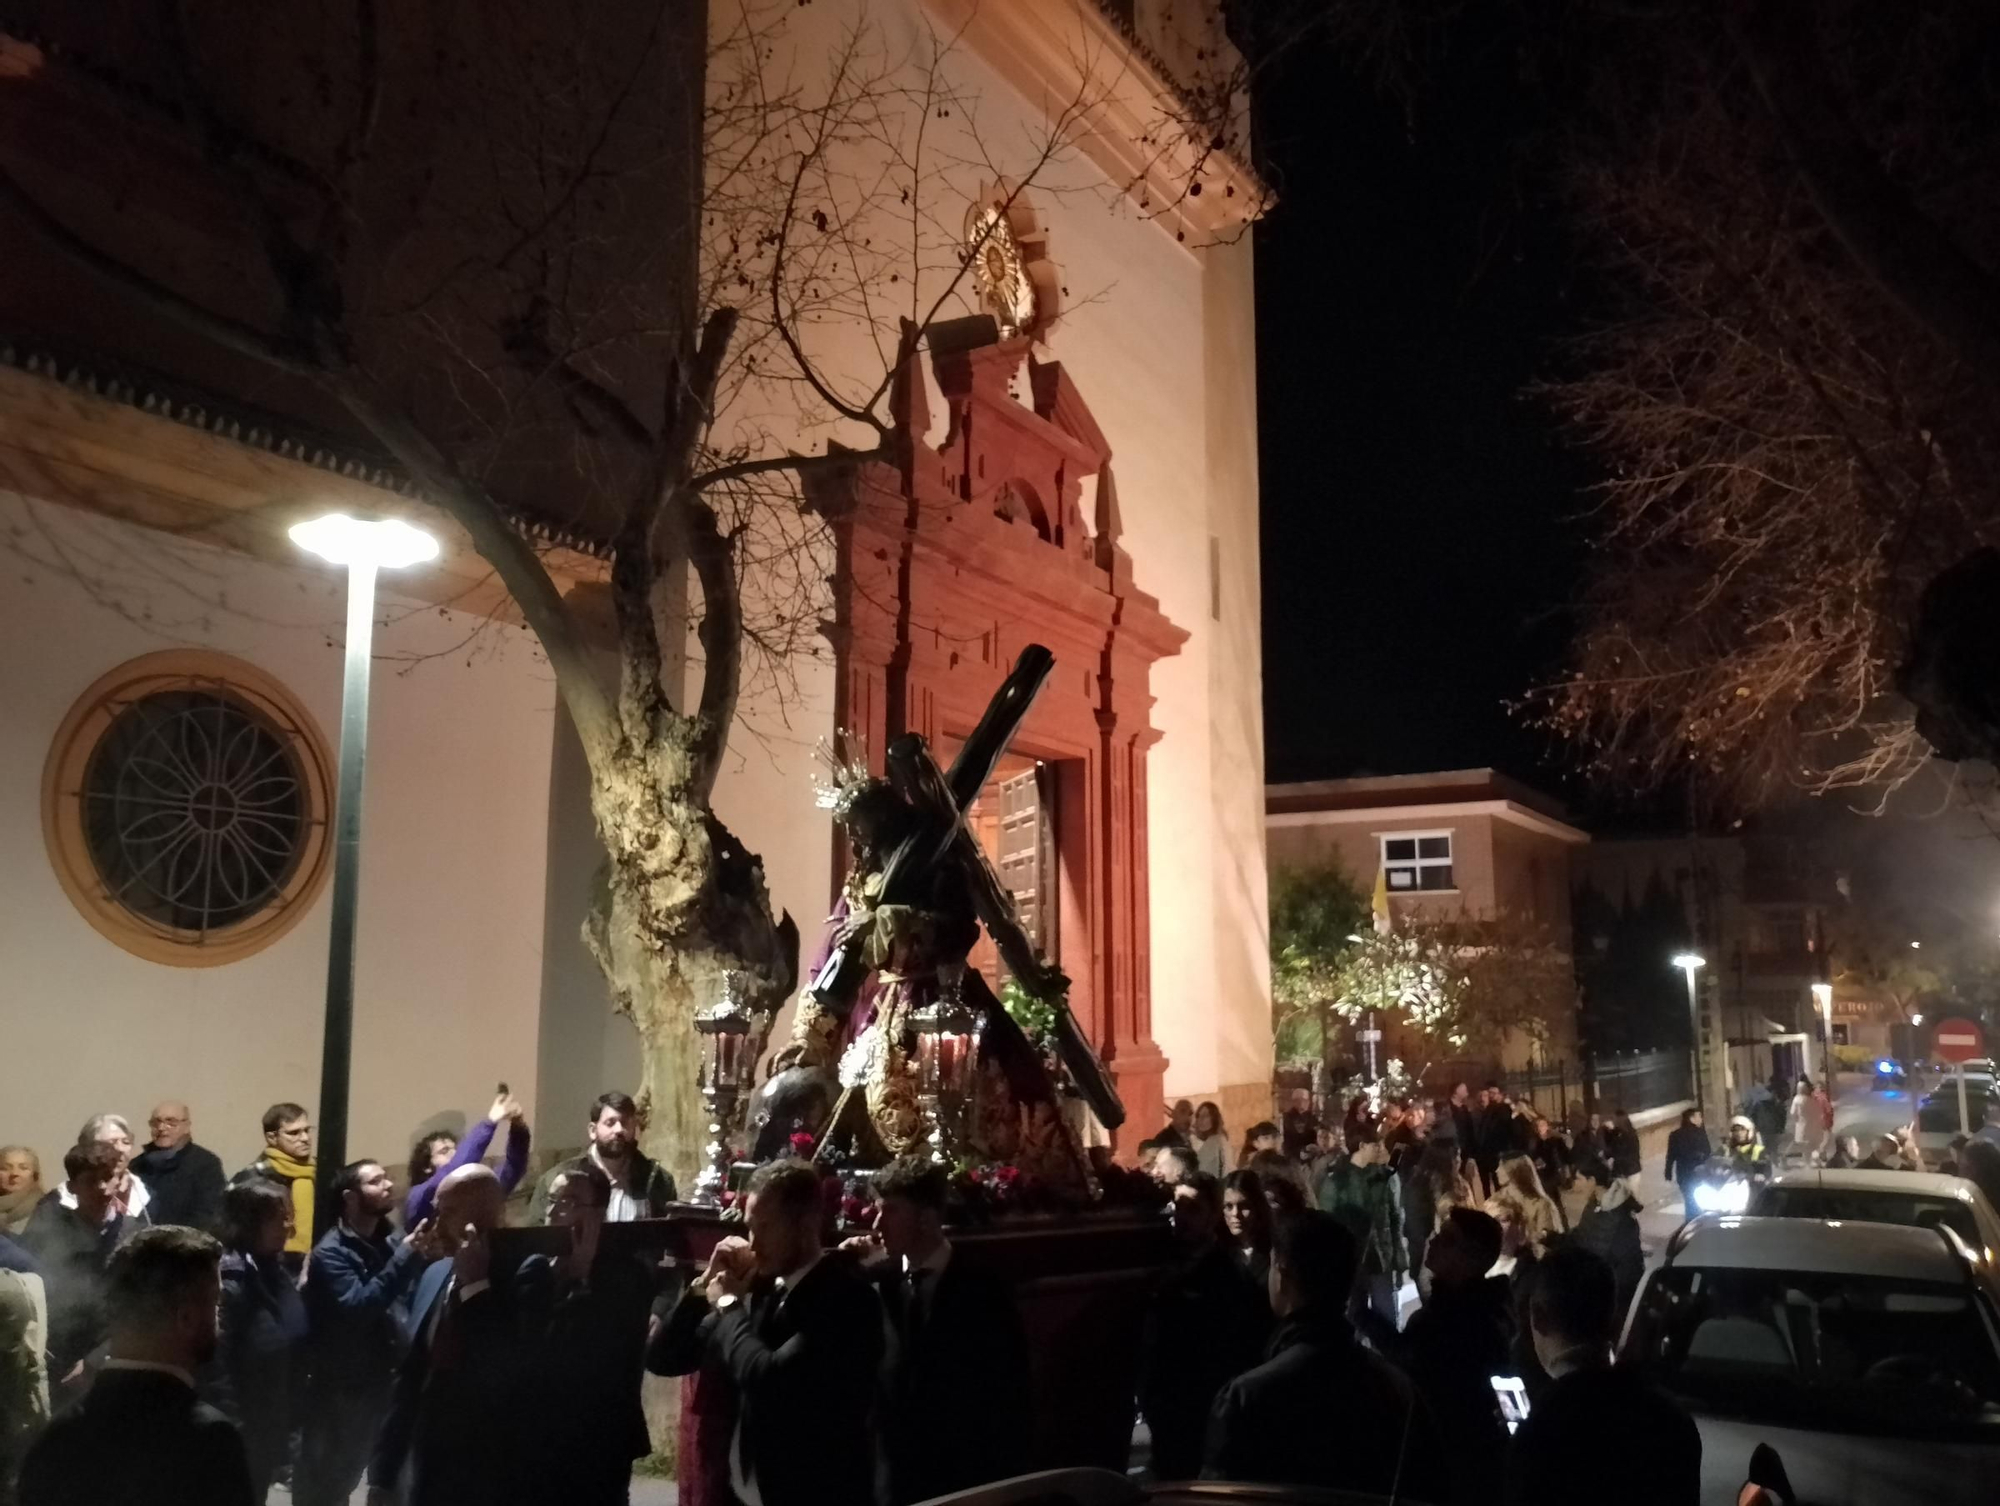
402, 1092, 532, 1228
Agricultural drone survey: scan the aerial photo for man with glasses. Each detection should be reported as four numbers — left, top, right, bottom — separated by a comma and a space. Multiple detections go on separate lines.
234, 1105, 315, 1271
131, 1102, 225, 1234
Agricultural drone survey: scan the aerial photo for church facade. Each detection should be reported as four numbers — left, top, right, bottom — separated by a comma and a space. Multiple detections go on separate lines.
0, 0, 1270, 1171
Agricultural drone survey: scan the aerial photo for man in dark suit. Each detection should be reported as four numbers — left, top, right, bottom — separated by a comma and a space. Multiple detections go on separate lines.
1203, 1211, 1446, 1502
368, 1165, 526, 1506
19, 1224, 254, 1506
131, 1102, 225, 1234
649, 1158, 884, 1506
1505, 1244, 1701, 1506
1475, 1083, 1515, 1195
516, 1161, 658, 1506
1138, 1174, 1272, 1482
1393, 1207, 1513, 1504
846, 1157, 1031, 1504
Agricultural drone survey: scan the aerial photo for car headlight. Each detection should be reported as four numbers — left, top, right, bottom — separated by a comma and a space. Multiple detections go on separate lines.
1692, 1179, 1750, 1214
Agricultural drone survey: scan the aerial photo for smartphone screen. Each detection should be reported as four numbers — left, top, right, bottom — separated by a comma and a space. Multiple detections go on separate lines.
1490, 1375, 1531, 1435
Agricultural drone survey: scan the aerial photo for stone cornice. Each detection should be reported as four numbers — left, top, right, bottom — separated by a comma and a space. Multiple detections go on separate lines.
920, 0, 1268, 247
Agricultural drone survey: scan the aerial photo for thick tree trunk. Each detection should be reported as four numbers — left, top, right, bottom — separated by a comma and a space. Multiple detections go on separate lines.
583, 741, 796, 1184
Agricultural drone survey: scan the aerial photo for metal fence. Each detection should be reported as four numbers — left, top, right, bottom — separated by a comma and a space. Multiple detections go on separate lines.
1493, 1048, 1693, 1123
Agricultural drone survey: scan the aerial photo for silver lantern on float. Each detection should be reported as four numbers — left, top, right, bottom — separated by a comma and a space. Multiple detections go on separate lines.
910, 961, 982, 1162
693, 974, 752, 1204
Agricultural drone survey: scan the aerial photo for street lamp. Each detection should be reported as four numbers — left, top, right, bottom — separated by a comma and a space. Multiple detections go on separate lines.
1673, 953, 1707, 1117
289, 513, 438, 1219
1811, 981, 1834, 1086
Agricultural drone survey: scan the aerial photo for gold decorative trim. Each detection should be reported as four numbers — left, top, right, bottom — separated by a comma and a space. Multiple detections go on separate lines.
41, 649, 334, 967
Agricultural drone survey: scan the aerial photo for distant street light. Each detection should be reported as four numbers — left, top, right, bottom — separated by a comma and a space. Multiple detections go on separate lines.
1673, 953, 1707, 1115
1811, 981, 1834, 1085
289, 513, 438, 1221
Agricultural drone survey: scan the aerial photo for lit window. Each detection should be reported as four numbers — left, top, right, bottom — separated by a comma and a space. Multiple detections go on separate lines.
1382, 832, 1453, 892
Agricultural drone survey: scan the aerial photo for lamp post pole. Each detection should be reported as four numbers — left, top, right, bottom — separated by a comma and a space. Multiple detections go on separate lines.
1674, 954, 1707, 1120
291, 515, 436, 1230
316, 555, 378, 1206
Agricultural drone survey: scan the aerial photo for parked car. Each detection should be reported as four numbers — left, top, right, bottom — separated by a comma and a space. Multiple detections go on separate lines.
1916, 1084, 1997, 1167
1750, 1168, 2000, 1272
1622, 1216, 2000, 1504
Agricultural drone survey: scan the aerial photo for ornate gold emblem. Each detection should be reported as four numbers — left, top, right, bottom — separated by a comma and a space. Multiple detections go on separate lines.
965, 185, 1060, 342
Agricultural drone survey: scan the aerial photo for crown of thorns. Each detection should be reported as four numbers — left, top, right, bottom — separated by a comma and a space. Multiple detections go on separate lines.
812, 730, 878, 818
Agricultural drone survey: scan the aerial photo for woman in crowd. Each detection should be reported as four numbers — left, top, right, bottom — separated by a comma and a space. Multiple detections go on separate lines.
0, 1147, 40, 1237
1570, 1174, 1645, 1320
402, 1088, 533, 1226
76, 1114, 150, 1224
1405, 1136, 1470, 1300
1219, 1169, 1274, 1287
1190, 1102, 1231, 1178
1784, 1077, 1817, 1158
1340, 1095, 1372, 1153
207, 1178, 307, 1502
1237, 1121, 1280, 1168
1249, 1150, 1309, 1219
1484, 1154, 1562, 1262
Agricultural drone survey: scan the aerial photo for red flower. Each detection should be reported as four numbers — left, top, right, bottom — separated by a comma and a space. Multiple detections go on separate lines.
788, 1132, 816, 1155
995, 1165, 1022, 1187
965, 1166, 986, 1184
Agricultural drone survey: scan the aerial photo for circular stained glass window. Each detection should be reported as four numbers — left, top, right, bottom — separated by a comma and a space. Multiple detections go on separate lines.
43, 651, 332, 965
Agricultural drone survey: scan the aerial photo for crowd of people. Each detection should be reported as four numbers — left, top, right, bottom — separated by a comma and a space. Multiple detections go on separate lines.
1133, 1083, 1696, 1503
0, 1087, 1051, 1506
29, 1070, 1992, 1505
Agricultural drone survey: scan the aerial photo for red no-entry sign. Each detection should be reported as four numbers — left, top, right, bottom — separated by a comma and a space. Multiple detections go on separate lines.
1934, 1018, 1986, 1064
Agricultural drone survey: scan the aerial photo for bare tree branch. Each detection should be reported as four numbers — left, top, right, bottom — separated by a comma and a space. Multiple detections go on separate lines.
1729, 2, 2000, 392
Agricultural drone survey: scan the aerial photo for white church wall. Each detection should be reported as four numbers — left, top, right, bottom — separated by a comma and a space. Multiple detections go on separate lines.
0, 491, 559, 1176
700, 0, 1272, 1118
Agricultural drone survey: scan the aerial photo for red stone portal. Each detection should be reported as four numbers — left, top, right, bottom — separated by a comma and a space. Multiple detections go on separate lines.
808, 324, 1186, 1151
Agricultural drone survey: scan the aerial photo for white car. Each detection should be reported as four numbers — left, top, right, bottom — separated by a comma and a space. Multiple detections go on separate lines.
1915, 1084, 1996, 1166
1623, 1217, 2000, 1504
1750, 1169, 2000, 1272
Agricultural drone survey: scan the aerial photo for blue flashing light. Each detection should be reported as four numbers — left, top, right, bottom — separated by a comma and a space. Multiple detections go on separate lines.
1877, 1059, 1896, 1075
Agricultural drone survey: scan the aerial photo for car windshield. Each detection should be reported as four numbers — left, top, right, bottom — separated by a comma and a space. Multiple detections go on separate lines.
1623, 1266, 2000, 1439
1919, 1094, 1992, 1133
1753, 1187, 1980, 1247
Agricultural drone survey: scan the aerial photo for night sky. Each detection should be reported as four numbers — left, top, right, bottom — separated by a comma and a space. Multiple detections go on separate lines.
1253, 23, 1594, 791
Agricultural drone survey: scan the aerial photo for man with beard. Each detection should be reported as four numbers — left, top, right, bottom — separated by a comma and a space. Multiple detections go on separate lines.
19, 1226, 254, 1506
295, 1162, 432, 1506
533, 1093, 676, 1222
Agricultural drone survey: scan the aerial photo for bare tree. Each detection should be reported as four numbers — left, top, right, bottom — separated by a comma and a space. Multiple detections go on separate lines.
0, 0, 1152, 1173
1505, 4, 2000, 810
